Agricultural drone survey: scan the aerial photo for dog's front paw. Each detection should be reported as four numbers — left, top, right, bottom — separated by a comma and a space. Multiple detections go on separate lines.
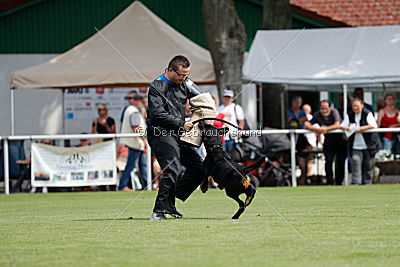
200, 180, 208, 193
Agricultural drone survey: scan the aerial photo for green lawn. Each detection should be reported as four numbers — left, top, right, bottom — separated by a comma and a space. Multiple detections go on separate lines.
0, 185, 399, 266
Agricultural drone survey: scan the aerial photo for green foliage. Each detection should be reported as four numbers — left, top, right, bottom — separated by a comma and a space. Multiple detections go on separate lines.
0, 185, 399, 266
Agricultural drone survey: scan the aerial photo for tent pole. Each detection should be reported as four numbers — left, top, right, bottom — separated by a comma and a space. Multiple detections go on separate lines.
61, 89, 66, 147
10, 87, 15, 136
343, 84, 349, 186
258, 83, 263, 128
4, 138, 9, 195
290, 131, 297, 187
281, 86, 286, 129
62, 89, 65, 134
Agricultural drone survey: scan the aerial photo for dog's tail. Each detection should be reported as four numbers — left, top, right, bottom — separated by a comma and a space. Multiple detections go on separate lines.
242, 155, 266, 175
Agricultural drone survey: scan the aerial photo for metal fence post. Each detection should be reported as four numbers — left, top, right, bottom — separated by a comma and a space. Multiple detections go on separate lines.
290, 131, 297, 187
344, 159, 349, 186
4, 139, 10, 195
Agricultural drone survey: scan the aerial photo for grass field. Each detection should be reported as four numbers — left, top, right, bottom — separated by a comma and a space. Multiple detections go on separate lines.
0, 185, 399, 266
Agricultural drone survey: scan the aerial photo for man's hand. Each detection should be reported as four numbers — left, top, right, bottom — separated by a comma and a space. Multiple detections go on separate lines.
183, 122, 193, 131
320, 127, 328, 135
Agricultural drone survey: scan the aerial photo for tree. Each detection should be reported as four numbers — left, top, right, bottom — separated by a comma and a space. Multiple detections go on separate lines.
202, 0, 247, 102
262, 0, 292, 30
261, 0, 292, 128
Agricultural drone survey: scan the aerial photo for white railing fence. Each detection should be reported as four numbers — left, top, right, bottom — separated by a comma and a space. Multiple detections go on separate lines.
2, 128, 400, 194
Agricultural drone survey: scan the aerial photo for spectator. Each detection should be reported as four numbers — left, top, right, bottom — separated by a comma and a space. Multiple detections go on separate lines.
212, 96, 226, 139
353, 88, 374, 113
377, 94, 400, 149
120, 91, 148, 186
216, 89, 245, 152
341, 99, 380, 185
289, 118, 310, 185
141, 96, 148, 119
26, 139, 52, 193
116, 143, 129, 172
303, 104, 313, 121
118, 93, 147, 192
288, 96, 307, 128
305, 100, 347, 185
92, 103, 116, 142
75, 136, 98, 191
338, 93, 351, 121
76, 134, 91, 147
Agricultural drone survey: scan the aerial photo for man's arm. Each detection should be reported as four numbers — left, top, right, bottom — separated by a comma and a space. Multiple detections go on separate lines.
356, 112, 377, 132
148, 85, 185, 130
298, 116, 307, 125
238, 120, 245, 130
304, 116, 323, 134
132, 125, 147, 146
322, 121, 341, 133
321, 109, 342, 133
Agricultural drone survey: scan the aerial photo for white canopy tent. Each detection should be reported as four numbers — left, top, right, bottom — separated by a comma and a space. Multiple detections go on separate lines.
243, 26, 400, 85
243, 25, 400, 186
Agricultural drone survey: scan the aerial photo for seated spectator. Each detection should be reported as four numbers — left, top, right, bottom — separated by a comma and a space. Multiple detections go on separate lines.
305, 100, 347, 185
341, 99, 380, 185
22, 139, 52, 193
92, 103, 116, 142
76, 135, 92, 147
288, 96, 307, 128
376, 94, 400, 149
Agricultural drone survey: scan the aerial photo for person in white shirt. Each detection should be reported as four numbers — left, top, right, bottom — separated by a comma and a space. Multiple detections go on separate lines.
341, 99, 380, 185
216, 89, 245, 152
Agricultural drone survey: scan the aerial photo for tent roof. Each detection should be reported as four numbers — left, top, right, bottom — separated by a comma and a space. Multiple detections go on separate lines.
10, 1, 215, 88
243, 26, 400, 85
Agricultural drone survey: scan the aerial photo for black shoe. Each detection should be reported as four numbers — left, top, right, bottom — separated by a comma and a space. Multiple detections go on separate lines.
166, 208, 183, 218
150, 212, 167, 221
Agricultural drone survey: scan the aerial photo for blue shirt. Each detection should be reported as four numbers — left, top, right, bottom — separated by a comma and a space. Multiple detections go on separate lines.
156, 74, 173, 85
288, 109, 307, 128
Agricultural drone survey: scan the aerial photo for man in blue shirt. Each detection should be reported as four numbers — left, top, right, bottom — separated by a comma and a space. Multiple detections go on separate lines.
288, 96, 307, 129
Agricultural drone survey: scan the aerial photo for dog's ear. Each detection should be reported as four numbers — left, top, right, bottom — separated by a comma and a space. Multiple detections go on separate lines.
217, 127, 229, 136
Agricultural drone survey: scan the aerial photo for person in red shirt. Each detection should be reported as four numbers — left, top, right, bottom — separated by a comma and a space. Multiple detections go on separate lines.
211, 96, 225, 144
377, 94, 400, 149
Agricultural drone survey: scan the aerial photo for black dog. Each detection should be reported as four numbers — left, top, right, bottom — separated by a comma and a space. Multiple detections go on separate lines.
199, 122, 266, 219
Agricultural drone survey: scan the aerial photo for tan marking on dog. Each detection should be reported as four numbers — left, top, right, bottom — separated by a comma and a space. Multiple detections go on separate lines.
241, 175, 251, 188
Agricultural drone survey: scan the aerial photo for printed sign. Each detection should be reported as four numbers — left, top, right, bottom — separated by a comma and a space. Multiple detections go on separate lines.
31, 141, 117, 187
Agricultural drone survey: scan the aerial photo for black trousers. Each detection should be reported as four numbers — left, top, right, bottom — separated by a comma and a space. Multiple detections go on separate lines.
148, 134, 207, 213
323, 143, 347, 185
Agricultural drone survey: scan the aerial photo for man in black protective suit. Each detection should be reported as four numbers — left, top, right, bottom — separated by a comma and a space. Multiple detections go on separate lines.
147, 55, 207, 220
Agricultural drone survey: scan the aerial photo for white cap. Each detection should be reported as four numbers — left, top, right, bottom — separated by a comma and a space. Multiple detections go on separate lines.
223, 89, 234, 97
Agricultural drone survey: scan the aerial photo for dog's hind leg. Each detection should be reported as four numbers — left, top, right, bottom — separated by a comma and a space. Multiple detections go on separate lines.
231, 196, 245, 219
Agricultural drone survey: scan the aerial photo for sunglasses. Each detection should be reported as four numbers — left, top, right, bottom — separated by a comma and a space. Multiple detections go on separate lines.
172, 68, 190, 79
98, 108, 106, 111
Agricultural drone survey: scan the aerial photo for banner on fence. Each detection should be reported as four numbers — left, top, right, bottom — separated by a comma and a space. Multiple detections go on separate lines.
31, 141, 117, 187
